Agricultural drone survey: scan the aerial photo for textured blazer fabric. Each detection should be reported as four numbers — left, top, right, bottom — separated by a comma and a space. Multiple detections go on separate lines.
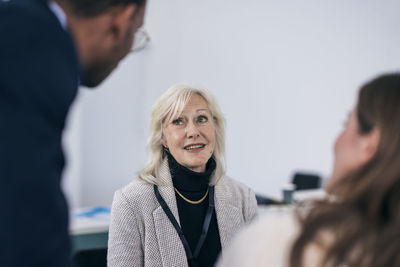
108, 159, 258, 267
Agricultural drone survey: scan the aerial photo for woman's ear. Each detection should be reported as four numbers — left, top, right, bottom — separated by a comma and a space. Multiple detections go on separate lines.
362, 129, 380, 162
161, 135, 168, 149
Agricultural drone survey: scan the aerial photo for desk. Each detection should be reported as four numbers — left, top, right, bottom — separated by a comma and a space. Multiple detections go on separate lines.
257, 189, 325, 217
293, 189, 325, 201
69, 191, 325, 253
69, 207, 110, 253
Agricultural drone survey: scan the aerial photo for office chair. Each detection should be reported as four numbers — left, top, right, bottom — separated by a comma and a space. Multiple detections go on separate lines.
255, 194, 282, 205
73, 248, 107, 267
291, 172, 322, 191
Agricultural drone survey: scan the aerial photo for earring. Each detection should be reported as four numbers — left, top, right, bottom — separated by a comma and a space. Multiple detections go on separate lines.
162, 146, 169, 157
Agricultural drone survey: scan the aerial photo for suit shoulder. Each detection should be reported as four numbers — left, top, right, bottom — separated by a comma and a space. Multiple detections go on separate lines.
217, 176, 256, 208
1, 0, 57, 30
114, 179, 155, 208
219, 175, 254, 194
118, 179, 153, 198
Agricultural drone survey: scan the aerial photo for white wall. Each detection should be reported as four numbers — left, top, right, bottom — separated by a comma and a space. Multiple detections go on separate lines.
63, 0, 400, 208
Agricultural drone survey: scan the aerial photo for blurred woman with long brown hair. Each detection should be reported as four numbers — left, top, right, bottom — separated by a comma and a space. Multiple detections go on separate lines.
217, 73, 400, 267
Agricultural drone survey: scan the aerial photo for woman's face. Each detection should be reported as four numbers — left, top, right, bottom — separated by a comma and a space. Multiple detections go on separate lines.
162, 94, 216, 172
328, 107, 376, 190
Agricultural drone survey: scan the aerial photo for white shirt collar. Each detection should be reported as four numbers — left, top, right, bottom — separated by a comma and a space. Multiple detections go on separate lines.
48, 1, 67, 30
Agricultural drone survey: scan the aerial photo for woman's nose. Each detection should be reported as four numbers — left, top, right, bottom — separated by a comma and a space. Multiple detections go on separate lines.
186, 122, 200, 138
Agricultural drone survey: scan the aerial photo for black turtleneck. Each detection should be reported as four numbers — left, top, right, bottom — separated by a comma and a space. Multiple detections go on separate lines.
167, 152, 222, 267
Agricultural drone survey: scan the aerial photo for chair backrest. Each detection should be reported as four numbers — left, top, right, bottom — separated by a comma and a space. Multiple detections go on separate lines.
73, 248, 107, 267
255, 194, 282, 205
292, 172, 322, 191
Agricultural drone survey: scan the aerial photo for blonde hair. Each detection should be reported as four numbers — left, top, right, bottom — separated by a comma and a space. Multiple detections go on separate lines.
138, 84, 226, 185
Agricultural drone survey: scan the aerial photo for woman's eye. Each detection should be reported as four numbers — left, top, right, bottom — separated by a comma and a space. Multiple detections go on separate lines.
197, 115, 208, 123
172, 119, 183, 125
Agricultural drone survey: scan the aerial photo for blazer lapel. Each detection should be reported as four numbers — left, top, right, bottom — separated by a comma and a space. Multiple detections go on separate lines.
153, 159, 188, 267
214, 177, 244, 249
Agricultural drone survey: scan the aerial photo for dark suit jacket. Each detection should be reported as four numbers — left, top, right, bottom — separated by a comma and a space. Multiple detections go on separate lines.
0, 0, 80, 266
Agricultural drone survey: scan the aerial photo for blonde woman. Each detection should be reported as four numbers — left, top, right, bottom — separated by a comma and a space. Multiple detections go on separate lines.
108, 84, 258, 267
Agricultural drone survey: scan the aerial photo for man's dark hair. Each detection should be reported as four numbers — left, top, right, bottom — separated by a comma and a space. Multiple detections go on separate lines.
58, 0, 146, 17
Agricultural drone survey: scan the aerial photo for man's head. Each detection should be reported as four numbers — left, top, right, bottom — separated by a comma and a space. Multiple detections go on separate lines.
57, 0, 146, 87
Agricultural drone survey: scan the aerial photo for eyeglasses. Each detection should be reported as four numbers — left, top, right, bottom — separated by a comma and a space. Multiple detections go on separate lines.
131, 28, 150, 53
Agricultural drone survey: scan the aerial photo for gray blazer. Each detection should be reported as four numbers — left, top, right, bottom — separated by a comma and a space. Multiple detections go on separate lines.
107, 159, 258, 267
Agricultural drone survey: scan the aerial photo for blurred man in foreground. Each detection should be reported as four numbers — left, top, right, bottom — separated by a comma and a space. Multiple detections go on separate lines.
0, 0, 146, 265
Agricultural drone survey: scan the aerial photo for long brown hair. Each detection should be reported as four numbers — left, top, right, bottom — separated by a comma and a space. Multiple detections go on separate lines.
290, 73, 400, 267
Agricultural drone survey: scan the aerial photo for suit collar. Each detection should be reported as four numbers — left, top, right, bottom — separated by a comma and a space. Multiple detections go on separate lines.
214, 177, 243, 249
48, 1, 67, 30
154, 159, 188, 266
